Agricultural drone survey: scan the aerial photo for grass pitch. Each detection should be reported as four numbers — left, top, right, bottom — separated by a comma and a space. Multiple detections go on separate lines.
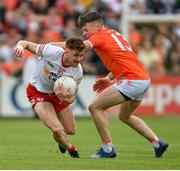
0, 116, 180, 170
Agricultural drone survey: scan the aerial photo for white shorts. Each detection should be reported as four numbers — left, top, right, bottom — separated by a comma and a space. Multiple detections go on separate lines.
113, 79, 151, 101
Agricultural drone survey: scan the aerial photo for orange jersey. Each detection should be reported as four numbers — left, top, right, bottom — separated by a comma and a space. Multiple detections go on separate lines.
88, 27, 150, 80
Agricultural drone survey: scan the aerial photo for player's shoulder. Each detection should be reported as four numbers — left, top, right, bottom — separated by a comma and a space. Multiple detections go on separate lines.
100, 27, 115, 35
37, 44, 64, 57
92, 28, 115, 39
48, 44, 64, 52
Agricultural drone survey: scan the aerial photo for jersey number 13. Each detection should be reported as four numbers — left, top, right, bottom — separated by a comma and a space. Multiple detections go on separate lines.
111, 32, 132, 51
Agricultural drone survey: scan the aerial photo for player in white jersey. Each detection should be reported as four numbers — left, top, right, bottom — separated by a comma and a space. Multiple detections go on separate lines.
13, 38, 85, 158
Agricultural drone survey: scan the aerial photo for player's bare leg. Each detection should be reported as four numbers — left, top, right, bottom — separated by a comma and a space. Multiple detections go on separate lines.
58, 106, 76, 135
119, 100, 157, 139
89, 86, 168, 158
57, 107, 78, 155
119, 100, 168, 157
89, 86, 126, 142
34, 102, 79, 158
34, 102, 71, 148
89, 86, 126, 158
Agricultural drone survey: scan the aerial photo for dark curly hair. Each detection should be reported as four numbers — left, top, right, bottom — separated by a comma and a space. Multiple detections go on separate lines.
66, 38, 85, 52
78, 11, 103, 27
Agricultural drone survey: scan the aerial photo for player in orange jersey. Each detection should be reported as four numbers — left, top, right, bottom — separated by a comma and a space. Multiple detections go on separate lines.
77, 12, 168, 158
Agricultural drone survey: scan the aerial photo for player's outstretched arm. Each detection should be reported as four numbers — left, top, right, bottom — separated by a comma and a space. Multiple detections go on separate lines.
13, 40, 38, 59
105, 72, 115, 81
49, 40, 91, 51
93, 72, 115, 93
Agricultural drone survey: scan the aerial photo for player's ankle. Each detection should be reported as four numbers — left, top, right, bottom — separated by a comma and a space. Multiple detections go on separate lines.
103, 140, 113, 153
149, 136, 160, 148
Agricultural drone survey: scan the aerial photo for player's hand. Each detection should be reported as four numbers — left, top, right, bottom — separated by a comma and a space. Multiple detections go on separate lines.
54, 83, 75, 104
13, 45, 24, 60
93, 77, 112, 93
62, 94, 75, 104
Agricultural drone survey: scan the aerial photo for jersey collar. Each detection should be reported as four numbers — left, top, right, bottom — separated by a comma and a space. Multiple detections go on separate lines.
61, 52, 71, 68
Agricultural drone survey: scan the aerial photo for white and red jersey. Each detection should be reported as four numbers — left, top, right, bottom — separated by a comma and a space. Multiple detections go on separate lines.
29, 44, 83, 94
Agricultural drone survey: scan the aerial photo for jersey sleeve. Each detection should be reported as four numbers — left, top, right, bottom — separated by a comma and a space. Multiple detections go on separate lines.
88, 34, 104, 48
36, 44, 64, 60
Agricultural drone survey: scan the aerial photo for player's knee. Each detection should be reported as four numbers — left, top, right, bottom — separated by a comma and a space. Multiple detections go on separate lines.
119, 114, 130, 123
65, 127, 75, 135
89, 103, 98, 114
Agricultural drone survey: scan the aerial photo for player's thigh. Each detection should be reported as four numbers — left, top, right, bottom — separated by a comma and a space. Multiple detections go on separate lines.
119, 100, 141, 119
57, 106, 75, 133
91, 86, 126, 110
34, 102, 62, 130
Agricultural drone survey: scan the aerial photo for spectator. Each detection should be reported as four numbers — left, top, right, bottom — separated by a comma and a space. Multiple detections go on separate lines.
0, 0, 179, 77
146, 0, 167, 13
165, 42, 180, 74
173, 0, 180, 13
128, 24, 143, 53
0, 0, 6, 23
137, 41, 165, 75
127, 0, 146, 14
161, 0, 176, 13
173, 21, 180, 37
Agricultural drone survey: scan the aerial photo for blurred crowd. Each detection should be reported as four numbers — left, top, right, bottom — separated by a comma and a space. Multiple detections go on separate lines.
0, 0, 180, 80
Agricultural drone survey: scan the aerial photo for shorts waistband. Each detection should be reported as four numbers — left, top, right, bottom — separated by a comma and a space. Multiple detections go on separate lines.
28, 84, 55, 96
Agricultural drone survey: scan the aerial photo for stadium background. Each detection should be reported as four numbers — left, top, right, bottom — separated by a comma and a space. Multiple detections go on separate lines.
0, 0, 180, 170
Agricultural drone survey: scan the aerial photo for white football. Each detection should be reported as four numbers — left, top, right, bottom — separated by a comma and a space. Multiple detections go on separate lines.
54, 76, 77, 95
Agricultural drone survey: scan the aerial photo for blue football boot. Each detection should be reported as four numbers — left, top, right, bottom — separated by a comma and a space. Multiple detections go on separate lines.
154, 140, 169, 157
90, 147, 117, 158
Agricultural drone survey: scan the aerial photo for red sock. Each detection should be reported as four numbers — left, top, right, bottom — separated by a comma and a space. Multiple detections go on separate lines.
68, 146, 77, 151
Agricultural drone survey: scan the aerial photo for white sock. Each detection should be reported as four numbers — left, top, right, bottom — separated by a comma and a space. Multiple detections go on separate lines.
103, 143, 113, 153
151, 136, 160, 148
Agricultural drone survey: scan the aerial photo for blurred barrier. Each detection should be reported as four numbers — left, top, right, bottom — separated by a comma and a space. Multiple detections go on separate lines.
0, 73, 180, 117
135, 76, 180, 116
0, 73, 34, 117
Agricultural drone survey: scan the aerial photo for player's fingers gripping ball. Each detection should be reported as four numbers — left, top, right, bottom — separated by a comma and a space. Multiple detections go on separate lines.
54, 76, 77, 99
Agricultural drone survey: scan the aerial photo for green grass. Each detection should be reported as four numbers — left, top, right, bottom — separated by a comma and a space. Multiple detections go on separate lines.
0, 116, 180, 169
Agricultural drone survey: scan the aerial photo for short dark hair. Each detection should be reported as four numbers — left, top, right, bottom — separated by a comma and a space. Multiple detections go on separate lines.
78, 11, 103, 27
66, 38, 85, 52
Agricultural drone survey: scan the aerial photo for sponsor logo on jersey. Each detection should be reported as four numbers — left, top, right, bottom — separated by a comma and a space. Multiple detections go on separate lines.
42, 66, 49, 76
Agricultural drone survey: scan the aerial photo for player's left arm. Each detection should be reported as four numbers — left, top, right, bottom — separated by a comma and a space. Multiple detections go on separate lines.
93, 72, 115, 93
105, 72, 115, 81
13, 40, 38, 59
